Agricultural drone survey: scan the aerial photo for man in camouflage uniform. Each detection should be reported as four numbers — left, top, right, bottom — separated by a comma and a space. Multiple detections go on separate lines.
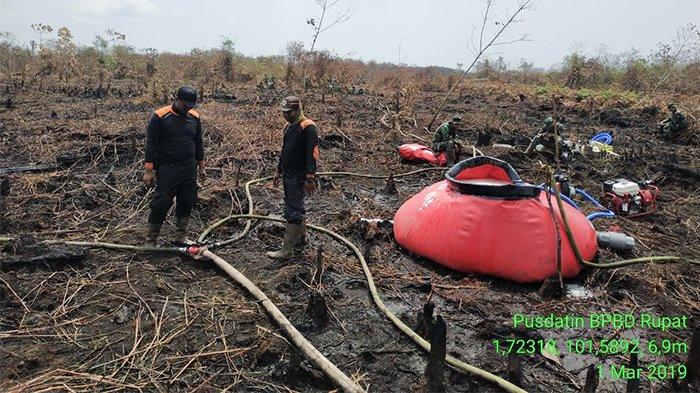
327, 77, 340, 92
267, 75, 277, 90
526, 116, 567, 157
258, 74, 277, 90
658, 103, 688, 140
432, 116, 462, 166
539, 116, 565, 135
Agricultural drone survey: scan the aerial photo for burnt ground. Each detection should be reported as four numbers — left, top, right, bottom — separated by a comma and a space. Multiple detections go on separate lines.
0, 78, 698, 392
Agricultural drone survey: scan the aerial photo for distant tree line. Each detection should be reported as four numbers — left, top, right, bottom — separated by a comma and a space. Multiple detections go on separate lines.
0, 23, 697, 96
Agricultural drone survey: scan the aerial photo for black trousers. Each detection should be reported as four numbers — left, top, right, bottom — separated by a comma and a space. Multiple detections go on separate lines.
282, 176, 305, 225
149, 162, 197, 225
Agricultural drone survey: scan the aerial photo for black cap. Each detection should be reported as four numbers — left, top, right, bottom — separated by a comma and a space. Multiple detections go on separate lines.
176, 86, 198, 108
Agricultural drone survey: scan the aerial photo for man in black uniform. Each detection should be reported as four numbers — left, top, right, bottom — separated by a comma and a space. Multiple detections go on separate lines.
268, 96, 319, 259
143, 86, 206, 246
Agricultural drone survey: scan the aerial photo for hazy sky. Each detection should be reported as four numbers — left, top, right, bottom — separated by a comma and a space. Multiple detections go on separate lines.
1, 0, 698, 68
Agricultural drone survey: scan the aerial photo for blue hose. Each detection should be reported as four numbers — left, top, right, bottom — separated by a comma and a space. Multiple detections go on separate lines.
591, 132, 613, 145
538, 184, 580, 209
539, 185, 615, 221
575, 189, 615, 221
576, 189, 608, 210
587, 211, 616, 221
559, 193, 579, 210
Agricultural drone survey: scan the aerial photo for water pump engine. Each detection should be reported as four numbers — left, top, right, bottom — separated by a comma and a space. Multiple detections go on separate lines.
602, 179, 659, 217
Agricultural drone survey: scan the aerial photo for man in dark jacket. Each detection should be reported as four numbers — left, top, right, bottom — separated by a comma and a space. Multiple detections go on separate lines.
143, 86, 206, 246
268, 96, 319, 259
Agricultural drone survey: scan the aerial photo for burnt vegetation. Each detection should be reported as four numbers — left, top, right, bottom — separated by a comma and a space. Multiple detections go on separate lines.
0, 16, 698, 393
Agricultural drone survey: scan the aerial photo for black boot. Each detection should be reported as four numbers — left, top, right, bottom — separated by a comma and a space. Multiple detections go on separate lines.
145, 222, 162, 247
174, 216, 189, 244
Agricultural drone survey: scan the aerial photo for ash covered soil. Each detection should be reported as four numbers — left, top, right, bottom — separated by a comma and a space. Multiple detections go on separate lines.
0, 79, 698, 392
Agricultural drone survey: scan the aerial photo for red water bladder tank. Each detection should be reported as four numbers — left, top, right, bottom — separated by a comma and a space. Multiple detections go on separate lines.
393, 157, 598, 283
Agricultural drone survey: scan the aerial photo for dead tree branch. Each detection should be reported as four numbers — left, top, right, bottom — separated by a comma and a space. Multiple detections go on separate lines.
303, 0, 354, 90
427, 0, 533, 131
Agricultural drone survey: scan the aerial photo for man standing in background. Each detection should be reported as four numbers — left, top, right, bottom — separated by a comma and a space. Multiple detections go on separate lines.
268, 96, 319, 259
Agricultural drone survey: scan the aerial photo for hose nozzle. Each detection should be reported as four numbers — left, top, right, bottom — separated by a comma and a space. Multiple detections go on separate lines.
596, 231, 635, 253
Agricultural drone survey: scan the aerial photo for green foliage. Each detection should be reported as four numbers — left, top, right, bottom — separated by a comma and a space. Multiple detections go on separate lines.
596, 88, 639, 103
89, 29, 130, 71
535, 84, 550, 95
93, 35, 109, 53
575, 88, 591, 101
0, 23, 697, 97
600, 89, 614, 101
220, 35, 237, 55
0, 31, 31, 72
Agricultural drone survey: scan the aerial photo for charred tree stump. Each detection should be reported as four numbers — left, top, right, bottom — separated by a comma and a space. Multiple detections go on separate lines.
539, 275, 564, 299
505, 352, 523, 386
285, 347, 335, 389
286, 348, 303, 383
104, 165, 116, 185
476, 130, 492, 146
336, 109, 343, 127
688, 325, 699, 387
625, 353, 639, 393
312, 247, 324, 286
394, 89, 401, 112
286, 348, 314, 386
415, 301, 435, 340
235, 160, 242, 188
581, 364, 599, 393
306, 291, 328, 331
425, 315, 447, 392
415, 312, 426, 339
0, 178, 9, 196
385, 174, 398, 195
362, 241, 373, 265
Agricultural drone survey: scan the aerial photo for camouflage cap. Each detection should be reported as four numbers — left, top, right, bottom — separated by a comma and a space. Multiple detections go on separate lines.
451, 116, 462, 123
544, 116, 554, 124
667, 102, 676, 109
281, 96, 301, 112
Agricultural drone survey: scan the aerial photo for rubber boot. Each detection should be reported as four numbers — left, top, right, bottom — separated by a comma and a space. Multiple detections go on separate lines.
445, 142, 457, 167
298, 219, 308, 246
266, 223, 301, 259
174, 216, 189, 244
145, 222, 162, 247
